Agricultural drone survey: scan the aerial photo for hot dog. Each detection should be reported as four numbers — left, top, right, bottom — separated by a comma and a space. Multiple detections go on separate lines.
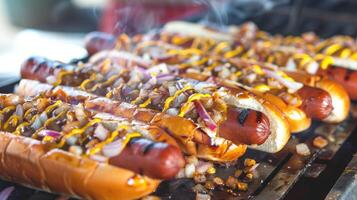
16, 79, 251, 162
0, 94, 185, 180
19, 57, 290, 154
82, 32, 337, 125
317, 66, 357, 100
164, 22, 357, 106
85, 32, 117, 56
139, 27, 349, 124
90, 48, 311, 133
0, 94, 194, 199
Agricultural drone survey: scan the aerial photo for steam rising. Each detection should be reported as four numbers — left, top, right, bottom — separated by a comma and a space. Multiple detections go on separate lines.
109, 0, 289, 35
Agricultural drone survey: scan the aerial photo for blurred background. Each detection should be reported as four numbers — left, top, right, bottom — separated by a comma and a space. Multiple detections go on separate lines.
0, 0, 356, 75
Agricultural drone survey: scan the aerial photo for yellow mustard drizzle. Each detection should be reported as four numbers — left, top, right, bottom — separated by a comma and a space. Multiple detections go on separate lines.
319, 56, 334, 70
340, 48, 352, 58
43, 111, 66, 128
44, 100, 62, 114
56, 118, 102, 148
79, 73, 97, 90
224, 46, 244, 59
351, 52, 357, 60
294, 53, 313, 67
252, 65, 264, 75
13, 122, 29, 136
88, 130, 142, 156
276, 71, 295, 82
172, 36, 192, 46
53, 71, 74, 86
235, 71, 243, 77
254, 84, 271, 92
178, 93, 211, 117
324, 44, 342, 56
163, 85, 192, 112
213, 42, 230, 54
0, 105, 16, 129
89, 74, 119, 93
139, 98, 151, 108
267, 55, 275, 63
0, 106, 16, 115
3, 115, 20, 131
180, 57, 209, 69
315, 40, 329, 52
167, 48, 203, 56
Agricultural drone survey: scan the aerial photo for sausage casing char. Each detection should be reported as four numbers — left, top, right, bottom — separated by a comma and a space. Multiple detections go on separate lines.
219, 107, 270, 145
20, 57, 272, 148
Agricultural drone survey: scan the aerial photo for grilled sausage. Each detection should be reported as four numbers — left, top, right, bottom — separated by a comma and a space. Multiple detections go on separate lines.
20, 57, 272, 147
317, 67, 357, 100
218, 107, 270, 145
111, 137, 185, 180
21, 57, 76, 83
85, 32, 116, 56
296, 86, 333, 120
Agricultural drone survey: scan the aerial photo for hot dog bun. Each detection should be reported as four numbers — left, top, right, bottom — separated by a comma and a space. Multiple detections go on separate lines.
16, 79, 249, 162
0, 132, 159, 200
285, 70, 350, 123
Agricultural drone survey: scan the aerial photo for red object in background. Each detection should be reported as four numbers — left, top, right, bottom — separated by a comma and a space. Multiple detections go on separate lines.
101, 1, 205, 35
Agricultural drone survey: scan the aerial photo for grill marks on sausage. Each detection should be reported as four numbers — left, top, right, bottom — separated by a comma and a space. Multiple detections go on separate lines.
237, 108, 249, 126
256, 112, 262, 124
344, 69, 353, 81
142, 142, 156, 155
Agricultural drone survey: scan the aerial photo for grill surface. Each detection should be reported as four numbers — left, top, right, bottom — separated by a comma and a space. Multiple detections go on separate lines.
0, 78, 356, 200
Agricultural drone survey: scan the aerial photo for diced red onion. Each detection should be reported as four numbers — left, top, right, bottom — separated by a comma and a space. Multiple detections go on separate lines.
156, 74, 176, 84
263, 69, 303, 92
135, 67, 151, 80
102, 140, 125, 157
146, 63, 170, 74
15, 104, 23, 117
0, 186, 14, 200
31, 117, 42, 130
74, 105, 87, 123
39, 112, 48, 123
94, 124, 109, 141
194, 100, 217, 131
196, 161, 213, 174
37, 130, 62, 139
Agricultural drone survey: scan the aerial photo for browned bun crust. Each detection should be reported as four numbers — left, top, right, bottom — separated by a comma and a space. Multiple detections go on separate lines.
198, 142, 247, 162
0, 132, 159, 200
258, 92, 311, 133
16, 79, 248, 162
285, 70, 350, 123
